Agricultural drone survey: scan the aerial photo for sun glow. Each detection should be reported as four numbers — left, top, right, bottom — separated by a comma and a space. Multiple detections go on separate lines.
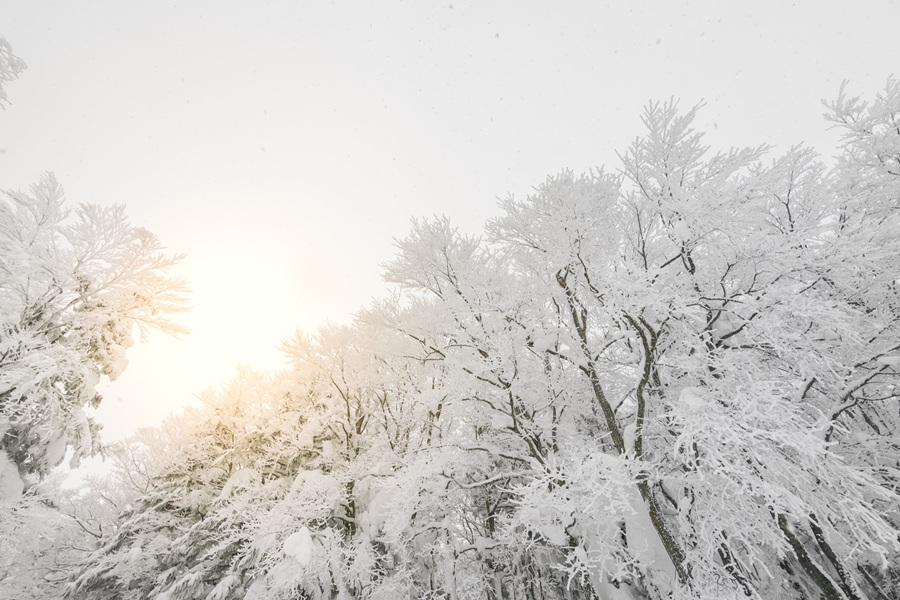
93, 230, 314, 440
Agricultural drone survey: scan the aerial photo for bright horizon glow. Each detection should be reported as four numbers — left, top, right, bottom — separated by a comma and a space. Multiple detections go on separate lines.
2, 1, 898, 443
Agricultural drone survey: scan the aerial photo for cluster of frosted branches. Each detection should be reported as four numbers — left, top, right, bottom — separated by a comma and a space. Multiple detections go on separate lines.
57, 82, 900, 600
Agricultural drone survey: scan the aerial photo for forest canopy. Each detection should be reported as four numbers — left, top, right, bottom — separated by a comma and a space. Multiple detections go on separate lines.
1, 34, 899, 600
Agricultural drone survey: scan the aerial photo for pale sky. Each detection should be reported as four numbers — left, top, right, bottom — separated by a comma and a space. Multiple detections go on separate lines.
1, 1, 897, 442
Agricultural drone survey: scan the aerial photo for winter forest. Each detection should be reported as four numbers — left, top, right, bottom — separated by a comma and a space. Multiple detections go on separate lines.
2, 34, 900, 600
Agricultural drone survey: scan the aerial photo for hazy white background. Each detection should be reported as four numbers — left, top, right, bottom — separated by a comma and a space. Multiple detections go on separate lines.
1, 1, 897, 442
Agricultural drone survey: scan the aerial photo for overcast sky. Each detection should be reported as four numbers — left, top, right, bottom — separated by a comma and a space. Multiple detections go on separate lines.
2, 0, 898, 442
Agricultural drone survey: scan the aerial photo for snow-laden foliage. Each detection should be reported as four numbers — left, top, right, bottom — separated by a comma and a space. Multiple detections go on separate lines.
0, 36, 26, 108
0, 181, 188, 595
0, 174, 188, 495
1, 39, 188, 597
66, 83, 900, 600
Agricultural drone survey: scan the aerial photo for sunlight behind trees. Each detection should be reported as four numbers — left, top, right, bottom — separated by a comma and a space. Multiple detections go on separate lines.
2, 7, 900, 598
52, 81, 900, 600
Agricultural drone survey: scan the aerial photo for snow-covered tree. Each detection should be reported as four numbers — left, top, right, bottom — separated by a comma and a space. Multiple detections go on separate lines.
0, 36, 26, 108
0, 36, 189, 599
66, 81, 900, 600
1, 36, 186, 498
0, 174, 188, 499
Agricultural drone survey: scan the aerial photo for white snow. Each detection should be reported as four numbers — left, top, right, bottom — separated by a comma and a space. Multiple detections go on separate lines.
358, 481, 400, 537
679, 387, 706, 410
201, 466, 227, 483
0, 450, 24, 502
291, 469, 331, 494
539, 523, 568, 546
205, 574, 240, 600
320, 440, 335, 459
491, 412, 513, 430
622, 422, 636, 457
594, 582, 637, 600
217, 467, 257, 499
530, 331, 557, 352
283, 527, 314, 566
623, 488, 676, 592
106, 343, 129, 380
45, 433, 68, 468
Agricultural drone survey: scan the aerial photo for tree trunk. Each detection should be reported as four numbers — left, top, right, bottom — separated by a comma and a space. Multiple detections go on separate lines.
809, 514, 863, 600
778, 514, 847, 600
